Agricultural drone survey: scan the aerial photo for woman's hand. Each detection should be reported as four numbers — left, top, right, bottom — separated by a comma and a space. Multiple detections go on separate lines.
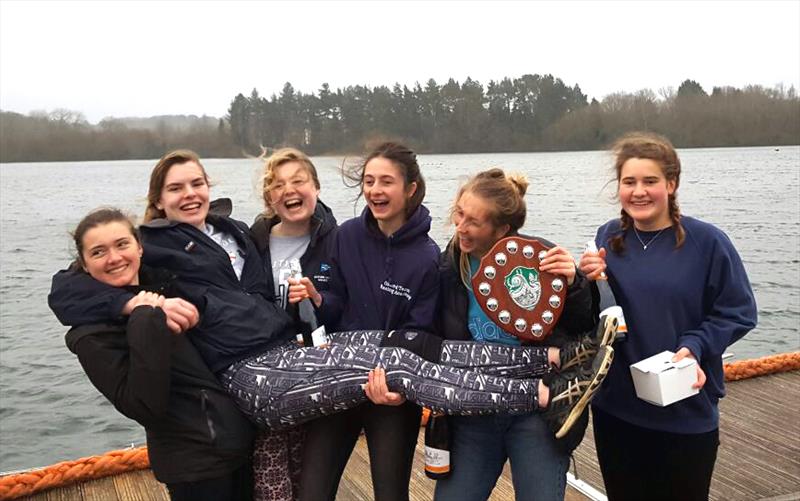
287, 277, 322, 307
539, 246, 577, 285
161, 298, 199, 334
126, 292, 198, 334
129, 290, 165, 308
672, 347, 706, 389
364, 367, 406, 406
579, 247, 607, 281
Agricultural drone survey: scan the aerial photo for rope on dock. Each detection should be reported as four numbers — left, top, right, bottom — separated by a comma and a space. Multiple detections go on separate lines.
0, 447, 150, 500
724, 351, 800, 381
1, 351, 798, 500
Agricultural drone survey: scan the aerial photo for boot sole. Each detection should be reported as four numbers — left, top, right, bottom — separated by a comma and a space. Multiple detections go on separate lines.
598, 315, 618, 348
561, 316, 618, 372
554, 345, 614, 439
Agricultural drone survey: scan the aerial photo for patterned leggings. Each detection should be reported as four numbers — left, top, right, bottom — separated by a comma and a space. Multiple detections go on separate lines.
221, 330, 551, 430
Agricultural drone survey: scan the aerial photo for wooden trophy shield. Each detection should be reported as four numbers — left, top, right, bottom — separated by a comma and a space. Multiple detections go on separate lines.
470, 237, 567, 342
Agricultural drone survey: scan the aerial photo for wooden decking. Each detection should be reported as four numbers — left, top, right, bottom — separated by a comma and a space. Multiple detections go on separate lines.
13, 370, 800, 501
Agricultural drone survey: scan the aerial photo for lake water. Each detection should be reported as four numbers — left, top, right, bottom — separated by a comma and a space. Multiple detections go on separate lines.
1, 147, 798, 472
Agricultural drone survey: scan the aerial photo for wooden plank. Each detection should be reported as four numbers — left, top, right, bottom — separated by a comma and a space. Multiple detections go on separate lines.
111, 470, 168, 501
42, 484, 82, 501
80, 476, 119, 501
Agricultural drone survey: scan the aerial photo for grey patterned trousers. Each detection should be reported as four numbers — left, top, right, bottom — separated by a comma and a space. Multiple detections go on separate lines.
221, 330, 550, 430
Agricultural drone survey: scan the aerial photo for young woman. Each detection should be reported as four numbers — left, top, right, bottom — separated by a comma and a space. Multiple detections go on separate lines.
579, 132, 757, 501
64, 208, 255, 501
248, 148, 338, 501
433, 168, 611, 501
287, 141, 441, 501
49, 150, 606, 495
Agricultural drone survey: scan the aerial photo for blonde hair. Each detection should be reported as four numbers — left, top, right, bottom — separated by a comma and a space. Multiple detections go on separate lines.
448, 168, 529, 287
260, 147, 320, 218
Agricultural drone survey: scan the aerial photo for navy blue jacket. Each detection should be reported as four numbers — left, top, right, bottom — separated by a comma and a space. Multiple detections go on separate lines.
49, 200, 295, 373
250, 199, 338, 344
317, 205, 440, 332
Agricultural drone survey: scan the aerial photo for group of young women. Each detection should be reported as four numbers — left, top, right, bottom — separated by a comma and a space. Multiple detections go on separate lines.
49, 132, 756, 501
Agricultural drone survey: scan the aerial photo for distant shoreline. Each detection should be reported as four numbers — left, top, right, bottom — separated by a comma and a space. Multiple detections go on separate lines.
3, 77, 798, 163
0, 144, 797, 165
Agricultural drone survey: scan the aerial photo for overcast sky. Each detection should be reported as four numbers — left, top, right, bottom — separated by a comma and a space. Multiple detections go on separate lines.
1, 0, 798, 123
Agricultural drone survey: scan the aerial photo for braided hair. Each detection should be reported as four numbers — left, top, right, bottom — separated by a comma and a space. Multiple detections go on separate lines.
609, 132, 685, 254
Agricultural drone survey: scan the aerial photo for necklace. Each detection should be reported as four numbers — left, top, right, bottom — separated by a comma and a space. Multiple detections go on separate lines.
633, 227, 666, 250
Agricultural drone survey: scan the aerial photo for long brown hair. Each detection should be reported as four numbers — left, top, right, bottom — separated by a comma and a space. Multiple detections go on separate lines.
608, 132, 684, 254
342, 141, 426, 219
144, 149, 210, 222
447, 168, 529, 287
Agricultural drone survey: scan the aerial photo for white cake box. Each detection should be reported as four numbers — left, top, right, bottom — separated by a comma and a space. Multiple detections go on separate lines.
630, 351, 700, 406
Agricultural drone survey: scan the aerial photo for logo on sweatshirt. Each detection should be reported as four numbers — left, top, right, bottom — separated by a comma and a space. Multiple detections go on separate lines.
504, 266, 541, 311
380, 280, 412, 301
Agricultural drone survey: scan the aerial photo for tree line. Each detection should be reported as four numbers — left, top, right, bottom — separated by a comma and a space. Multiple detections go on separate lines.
228, 77, 799, 154
1, 76, 797, 163
0, 111, 240, 163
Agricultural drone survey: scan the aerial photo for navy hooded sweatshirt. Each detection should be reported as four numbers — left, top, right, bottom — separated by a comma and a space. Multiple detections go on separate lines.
316, 205, 440, 332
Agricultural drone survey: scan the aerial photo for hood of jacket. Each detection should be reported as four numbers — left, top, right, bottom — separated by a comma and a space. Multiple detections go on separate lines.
361, 204, 432, 245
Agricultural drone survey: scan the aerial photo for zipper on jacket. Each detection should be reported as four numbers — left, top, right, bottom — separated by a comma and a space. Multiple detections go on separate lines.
200, 389, 217, 443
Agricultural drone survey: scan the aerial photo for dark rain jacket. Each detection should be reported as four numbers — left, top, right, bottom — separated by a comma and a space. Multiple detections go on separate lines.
64, 268, 254, 484
250, 199, 338, 334
49, 199, 296, 373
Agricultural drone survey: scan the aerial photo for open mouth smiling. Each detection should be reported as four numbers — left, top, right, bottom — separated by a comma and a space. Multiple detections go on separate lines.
181, 202, 202, 211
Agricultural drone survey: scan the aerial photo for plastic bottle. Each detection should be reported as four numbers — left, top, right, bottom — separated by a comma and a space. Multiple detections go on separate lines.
585, 240, 627, 341
424, 411, 451, 479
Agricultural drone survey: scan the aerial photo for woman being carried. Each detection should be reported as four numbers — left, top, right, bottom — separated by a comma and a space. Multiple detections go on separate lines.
49, 150, 610, 473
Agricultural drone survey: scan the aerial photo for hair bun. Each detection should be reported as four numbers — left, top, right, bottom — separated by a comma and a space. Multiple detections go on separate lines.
506, 172, 529, 196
